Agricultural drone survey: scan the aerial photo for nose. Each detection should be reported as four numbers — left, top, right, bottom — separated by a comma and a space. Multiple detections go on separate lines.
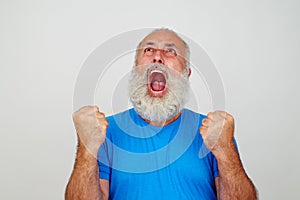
152, 50, 164, 64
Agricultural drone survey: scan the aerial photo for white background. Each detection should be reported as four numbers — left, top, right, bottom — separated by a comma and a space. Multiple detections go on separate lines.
1, 0, 299, 199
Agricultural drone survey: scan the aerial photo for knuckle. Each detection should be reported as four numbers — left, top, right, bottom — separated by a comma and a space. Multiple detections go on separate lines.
93, 105, 99, 111
98, 117, 108, 125
103, 124, 108, 129
214, 111, 222, 117
199, 127, 203, 133
226, 113, 234, 121
200, 126, 206, 132
207, 112, 212, 119
97, 113, 106, 119
98, 112, 105, 117
104, 119, 109, 126
77, 105, 94, 115
82, 105, 92, 111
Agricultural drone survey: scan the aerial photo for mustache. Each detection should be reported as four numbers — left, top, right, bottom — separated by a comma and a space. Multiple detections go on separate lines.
141, 63, 171, 80
128, 63, 190, 122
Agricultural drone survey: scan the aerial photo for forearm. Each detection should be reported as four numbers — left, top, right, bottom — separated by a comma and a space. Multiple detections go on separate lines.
65, 142, 102, 200
215, 143, 257, 200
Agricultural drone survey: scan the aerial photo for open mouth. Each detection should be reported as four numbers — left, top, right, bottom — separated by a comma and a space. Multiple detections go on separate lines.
147, 68, 167, 96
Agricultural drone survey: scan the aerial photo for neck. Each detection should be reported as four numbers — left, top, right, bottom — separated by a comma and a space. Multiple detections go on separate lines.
144, 111, 182, 126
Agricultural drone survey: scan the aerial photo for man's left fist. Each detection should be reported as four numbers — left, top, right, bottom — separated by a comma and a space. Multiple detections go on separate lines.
199, 111, 235, 156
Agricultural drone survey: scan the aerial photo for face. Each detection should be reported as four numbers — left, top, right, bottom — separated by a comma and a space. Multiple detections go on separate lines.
136, 30, 187, 73
128, 30, 190, 123
135, 30, 189, 98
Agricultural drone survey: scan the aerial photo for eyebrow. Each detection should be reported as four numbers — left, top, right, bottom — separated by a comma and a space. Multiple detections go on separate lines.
164, 43, 176, 47
143, 42, 177, 48
145, 42, 155, 46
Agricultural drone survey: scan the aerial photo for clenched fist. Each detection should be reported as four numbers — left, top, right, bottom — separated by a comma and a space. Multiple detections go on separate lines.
199, 111, 235, 157
72, 105, 108, 155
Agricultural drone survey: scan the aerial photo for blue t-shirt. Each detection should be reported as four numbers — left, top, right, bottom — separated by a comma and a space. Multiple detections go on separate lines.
98, 108, 218, 200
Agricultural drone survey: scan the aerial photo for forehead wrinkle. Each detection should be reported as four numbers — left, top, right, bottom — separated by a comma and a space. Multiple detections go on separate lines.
142, 41, 178, 49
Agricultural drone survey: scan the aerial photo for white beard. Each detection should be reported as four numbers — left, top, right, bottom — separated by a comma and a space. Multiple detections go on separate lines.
128, 64, 190, 123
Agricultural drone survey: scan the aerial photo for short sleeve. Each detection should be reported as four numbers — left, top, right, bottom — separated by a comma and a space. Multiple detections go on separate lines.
98, 161, 111, 180
212, 155, 219, 178
98, 140, 112, 180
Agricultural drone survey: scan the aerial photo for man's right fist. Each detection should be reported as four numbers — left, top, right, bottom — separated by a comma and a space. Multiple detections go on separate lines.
72, 105, 108, 154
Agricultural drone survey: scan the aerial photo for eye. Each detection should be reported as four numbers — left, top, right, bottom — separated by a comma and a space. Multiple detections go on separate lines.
165, 48, 177, 56
144, 47, 154, 55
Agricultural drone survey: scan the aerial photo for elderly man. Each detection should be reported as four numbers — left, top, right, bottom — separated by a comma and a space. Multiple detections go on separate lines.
65, 29, 257, 199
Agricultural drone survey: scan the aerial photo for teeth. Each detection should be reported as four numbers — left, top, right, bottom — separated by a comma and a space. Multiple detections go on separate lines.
150, 69, 163, 74
152, 81, 165, 85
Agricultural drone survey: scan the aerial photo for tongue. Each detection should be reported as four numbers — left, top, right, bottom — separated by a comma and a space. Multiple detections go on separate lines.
151, 81, 165, 91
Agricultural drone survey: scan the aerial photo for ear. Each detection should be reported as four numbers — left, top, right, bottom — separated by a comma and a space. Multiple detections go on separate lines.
188, 68, 192, 77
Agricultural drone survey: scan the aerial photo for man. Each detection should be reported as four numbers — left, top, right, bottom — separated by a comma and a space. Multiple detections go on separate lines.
65, 28, 257, 199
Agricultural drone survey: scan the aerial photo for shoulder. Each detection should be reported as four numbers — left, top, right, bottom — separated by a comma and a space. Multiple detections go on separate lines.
181, 108, 207, 125
105, 108, 141, 137
106, 108, 135, 124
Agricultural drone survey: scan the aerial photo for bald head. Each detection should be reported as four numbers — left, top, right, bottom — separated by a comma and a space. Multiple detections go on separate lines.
135, 28, 190, 70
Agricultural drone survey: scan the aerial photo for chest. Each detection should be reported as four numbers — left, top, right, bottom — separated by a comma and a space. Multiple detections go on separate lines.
110, 140, 215, 186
